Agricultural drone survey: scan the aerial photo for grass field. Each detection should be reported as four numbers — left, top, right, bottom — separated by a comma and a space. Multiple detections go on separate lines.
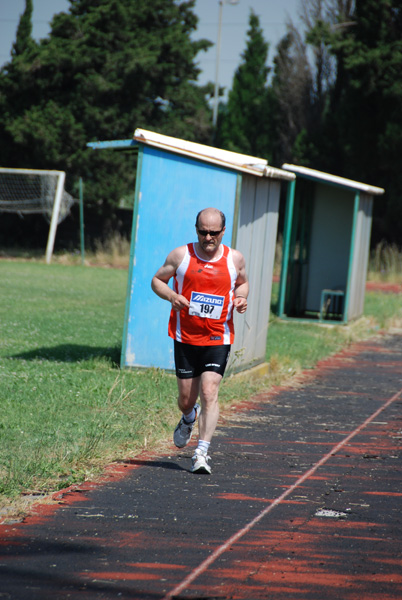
0, 259, 401, 519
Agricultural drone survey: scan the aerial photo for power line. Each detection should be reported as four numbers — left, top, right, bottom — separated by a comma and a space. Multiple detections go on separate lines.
0, 18, 51, 24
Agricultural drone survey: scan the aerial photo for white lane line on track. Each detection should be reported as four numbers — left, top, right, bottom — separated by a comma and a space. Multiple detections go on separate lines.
162, 386, 402, 600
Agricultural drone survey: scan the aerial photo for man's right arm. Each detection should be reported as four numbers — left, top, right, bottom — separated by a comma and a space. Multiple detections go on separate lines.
151, 246, 190, 312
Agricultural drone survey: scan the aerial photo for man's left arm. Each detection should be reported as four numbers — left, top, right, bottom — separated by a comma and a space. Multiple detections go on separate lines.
232, 250, 249, 314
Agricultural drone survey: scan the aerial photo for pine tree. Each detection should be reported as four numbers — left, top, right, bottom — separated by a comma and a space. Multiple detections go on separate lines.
292, 0, 355, 170
288, 0, 402, 243
218, 11, 270, 157
265, 28, 313, 166
0, 0, 213, 218
12, 0, 36, 57
321, 0, 402, 241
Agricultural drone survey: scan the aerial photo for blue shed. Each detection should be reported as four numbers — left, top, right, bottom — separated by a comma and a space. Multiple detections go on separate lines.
278, 165, 385, 323
89, 129, 294, 373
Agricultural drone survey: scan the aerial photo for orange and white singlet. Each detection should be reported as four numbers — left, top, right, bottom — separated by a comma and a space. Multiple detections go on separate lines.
168, 243, 238, 346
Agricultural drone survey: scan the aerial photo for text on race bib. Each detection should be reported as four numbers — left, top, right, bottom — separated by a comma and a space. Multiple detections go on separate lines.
189, 291, 224, 320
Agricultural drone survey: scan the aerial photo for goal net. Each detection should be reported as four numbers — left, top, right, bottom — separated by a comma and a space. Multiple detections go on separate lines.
0, 168, 76, 263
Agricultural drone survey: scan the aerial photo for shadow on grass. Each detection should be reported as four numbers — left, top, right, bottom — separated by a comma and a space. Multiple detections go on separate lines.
8, 344, 121, 366
270, 281, 279, 316
270, 297, 279, 316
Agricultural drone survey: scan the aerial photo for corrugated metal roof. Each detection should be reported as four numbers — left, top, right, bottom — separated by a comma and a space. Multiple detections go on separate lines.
133, 129, 295, 181
282, 164, 384, 195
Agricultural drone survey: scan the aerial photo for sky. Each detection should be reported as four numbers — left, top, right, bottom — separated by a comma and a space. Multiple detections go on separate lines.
0, 0, 302, 95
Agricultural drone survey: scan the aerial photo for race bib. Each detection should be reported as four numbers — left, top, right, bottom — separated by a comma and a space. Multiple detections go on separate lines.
189, 291, 224, 320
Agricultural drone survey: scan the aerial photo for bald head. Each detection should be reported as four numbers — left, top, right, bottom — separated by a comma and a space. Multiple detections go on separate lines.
195, 208, 226, 230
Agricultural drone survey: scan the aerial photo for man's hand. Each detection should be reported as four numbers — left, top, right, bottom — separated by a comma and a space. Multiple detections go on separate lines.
233, 296, 247, 314
171, 293, 190, 312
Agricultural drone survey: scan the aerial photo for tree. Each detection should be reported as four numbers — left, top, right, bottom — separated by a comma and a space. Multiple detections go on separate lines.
218, 11, 270, 157
300, 0, 338, 119
278, 0, 402, 244
12, 0, 36, 58
0, 0, 213, 224
285, 0, 355, 170
265, 27, 313, 166
316, 0, 402, 241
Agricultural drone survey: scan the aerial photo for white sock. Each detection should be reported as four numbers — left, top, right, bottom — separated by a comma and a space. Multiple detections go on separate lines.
197, 440, 210, 455
183, 407, 196, 423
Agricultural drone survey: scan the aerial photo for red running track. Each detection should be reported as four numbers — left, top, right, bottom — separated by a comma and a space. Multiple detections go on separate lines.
1, 333, 402, 599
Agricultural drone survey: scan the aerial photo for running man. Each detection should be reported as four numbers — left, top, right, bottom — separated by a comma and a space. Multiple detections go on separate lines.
151, 207, 249, 474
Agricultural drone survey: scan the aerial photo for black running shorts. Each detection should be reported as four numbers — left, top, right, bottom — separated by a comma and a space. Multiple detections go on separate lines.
173, 340, 231, 379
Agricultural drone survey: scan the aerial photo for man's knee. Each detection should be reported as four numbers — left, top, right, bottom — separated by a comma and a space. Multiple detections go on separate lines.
177, 377, 199, 408
178, 390, 193, 410
200, 373, 222, 401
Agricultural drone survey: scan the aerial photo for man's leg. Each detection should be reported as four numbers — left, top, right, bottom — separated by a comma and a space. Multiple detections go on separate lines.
173, 376, 201, 449
176, 376, 200, 414
198, 370, 222, 442
190, 371, 222, 474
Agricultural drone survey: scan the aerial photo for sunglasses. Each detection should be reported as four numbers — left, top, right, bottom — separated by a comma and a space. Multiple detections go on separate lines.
197, 228, 223, 237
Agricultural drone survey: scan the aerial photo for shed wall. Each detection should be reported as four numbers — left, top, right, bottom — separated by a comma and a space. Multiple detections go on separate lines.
306, 184, 354, 311
229, 175, 280, 371
347, 193, 373, 320
122, 145, 237, 369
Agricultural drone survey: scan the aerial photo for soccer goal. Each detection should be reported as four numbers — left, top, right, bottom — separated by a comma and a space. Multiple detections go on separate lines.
0, 168, 76, 263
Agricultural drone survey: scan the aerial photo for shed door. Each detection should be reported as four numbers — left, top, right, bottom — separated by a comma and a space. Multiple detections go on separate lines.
284, 179, 314, 317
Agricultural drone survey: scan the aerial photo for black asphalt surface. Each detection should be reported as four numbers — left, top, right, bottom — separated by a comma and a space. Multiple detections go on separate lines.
1, 333, 401, 600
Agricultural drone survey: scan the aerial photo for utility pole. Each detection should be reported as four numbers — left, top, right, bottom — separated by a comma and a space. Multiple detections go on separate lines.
212, 0, 239, 128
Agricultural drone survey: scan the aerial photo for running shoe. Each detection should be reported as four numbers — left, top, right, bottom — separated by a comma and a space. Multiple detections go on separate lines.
191, 448, 211, 474
173, 403, 200, 448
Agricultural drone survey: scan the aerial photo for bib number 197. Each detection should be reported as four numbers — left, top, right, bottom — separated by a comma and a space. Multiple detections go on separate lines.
189, 292, 224, 320
200, 304, 215, 315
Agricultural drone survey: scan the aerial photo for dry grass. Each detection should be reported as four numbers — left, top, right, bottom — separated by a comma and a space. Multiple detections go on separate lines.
3, 236, 402, 282
91, 233, 131, 269
0, 233, 132, 269
51, 233, 130, 269
368, 241, 402, 282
